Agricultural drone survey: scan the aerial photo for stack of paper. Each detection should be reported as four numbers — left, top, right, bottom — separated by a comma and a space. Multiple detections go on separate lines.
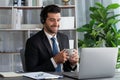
0, 72, 23, 77
27, 0, 43, 6
23, 72, 63, 79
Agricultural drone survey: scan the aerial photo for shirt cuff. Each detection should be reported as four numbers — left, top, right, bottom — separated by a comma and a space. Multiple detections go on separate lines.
71, 63, 78, 71
51, 58, 57, 68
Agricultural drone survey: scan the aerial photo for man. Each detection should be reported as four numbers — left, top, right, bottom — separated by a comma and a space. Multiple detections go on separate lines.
25, 4, 79, 72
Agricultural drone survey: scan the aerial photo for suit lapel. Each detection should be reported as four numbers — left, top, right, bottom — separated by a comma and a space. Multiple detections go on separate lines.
40, 30, 64, 55
43, 38, 52, 54
40, 30, 53, 56
57, 33, 64, 51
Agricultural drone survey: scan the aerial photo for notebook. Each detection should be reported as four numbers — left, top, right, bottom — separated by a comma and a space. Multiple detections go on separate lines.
63, 48, 118, 79
0, 72, 23, 77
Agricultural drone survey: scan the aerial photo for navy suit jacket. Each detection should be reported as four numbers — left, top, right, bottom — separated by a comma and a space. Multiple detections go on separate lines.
25, 29, 77, 72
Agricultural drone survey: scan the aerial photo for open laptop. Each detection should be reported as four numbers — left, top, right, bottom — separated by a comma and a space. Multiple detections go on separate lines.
63, 48, 118, 79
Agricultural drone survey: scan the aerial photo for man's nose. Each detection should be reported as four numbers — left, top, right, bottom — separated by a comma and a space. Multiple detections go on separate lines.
54, 20, 59, 25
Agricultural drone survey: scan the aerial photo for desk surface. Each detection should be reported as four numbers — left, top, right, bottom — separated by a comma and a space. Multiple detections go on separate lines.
0, 71, 120, 80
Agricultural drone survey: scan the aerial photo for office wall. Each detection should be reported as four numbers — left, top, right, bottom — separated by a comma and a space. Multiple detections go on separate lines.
111, 0, 120, 30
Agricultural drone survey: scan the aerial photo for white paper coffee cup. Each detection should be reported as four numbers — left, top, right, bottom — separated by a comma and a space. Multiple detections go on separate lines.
65, 49, 75, 56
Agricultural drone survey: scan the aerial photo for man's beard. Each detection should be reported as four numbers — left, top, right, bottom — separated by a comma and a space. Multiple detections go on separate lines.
44, 24, 59, 34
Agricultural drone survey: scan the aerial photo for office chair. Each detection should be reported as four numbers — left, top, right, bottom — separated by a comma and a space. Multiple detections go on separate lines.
20, 49, 26, 72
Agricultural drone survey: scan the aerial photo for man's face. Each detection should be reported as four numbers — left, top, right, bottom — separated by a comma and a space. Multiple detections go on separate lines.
44, 13, 61, 35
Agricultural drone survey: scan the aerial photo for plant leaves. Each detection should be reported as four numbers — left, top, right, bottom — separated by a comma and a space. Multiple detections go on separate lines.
95, 2, 104, 8
107, 3, 120, 10
77, 24, 91, 32
89, 7, 97, 12
107, 14, 120, 20
77, 2, 120, 48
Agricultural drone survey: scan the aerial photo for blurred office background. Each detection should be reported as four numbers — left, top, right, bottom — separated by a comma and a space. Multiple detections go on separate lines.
0, 0, 119, 72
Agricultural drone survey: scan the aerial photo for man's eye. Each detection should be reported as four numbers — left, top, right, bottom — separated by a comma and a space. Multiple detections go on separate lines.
57, 19, 61, 22
49, 18, 60, 22
49, 19, 55, 21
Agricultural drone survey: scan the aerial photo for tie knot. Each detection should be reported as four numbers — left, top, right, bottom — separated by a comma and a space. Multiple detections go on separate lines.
51, 37, 58, 55
51, 37, 56, 42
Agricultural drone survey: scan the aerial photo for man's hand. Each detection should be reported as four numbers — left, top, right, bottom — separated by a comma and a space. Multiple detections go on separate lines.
68, 49, 79, 66
53, 50, 69, 64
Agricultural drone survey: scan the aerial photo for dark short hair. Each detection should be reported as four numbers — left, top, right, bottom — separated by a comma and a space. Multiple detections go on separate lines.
40, 4, 61, 24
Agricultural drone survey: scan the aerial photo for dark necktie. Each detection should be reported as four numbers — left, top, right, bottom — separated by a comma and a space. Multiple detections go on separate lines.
51, 37, 61, 72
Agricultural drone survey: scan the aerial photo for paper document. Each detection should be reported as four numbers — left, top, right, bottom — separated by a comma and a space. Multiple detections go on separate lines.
0, 72, 23, 77
23, 72, 63, 79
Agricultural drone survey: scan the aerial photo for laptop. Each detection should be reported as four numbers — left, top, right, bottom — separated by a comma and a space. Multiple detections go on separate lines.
63, 48, 118, 79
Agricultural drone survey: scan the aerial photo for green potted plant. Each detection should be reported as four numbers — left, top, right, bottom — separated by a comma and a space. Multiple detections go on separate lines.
77, 2, 120, 68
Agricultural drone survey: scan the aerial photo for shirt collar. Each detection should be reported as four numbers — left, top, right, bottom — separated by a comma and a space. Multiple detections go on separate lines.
44, 30, 57, 39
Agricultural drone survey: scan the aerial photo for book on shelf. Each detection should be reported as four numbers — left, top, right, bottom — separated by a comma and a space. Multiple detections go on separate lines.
12, 9, 22, 29
27, 0, 43, 6
27, 0, 32, 6
16, 10, 22, 29
13, 0, 25, 6
36, 0, 43, 6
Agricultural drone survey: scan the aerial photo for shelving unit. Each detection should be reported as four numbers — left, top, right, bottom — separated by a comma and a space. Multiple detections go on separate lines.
0, 5, 76, 52
0, 0, 77, 71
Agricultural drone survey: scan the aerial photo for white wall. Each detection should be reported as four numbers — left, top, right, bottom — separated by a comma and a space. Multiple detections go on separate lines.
111, 0, 120, 30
